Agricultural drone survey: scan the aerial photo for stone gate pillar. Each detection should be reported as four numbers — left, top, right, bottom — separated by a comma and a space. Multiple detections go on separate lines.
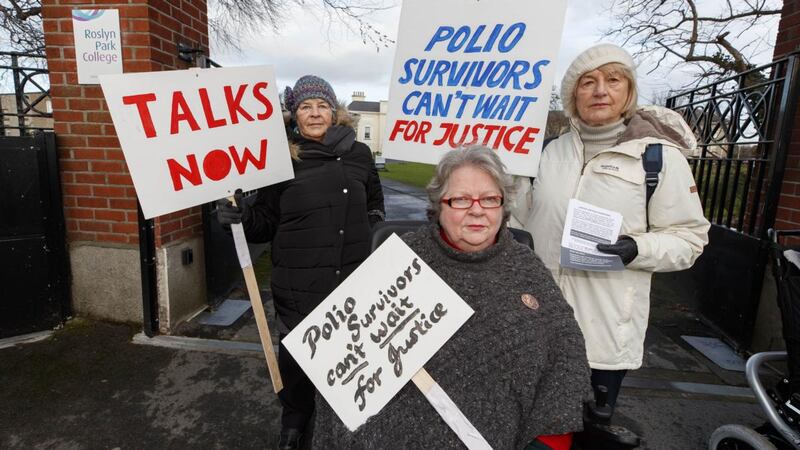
42, 1, 210, 332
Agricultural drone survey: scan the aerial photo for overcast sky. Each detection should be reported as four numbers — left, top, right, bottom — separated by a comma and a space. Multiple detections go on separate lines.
210, 0, 780, 106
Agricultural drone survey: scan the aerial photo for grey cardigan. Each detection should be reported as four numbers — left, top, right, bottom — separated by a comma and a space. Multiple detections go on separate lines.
312, 224, 592, 449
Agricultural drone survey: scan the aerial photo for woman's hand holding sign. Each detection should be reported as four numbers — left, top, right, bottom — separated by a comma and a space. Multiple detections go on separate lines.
216, 189, 246, 230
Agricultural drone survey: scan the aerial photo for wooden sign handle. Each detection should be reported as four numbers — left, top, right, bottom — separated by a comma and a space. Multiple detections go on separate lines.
229, 195, 283, 393
412, 368, 491, 450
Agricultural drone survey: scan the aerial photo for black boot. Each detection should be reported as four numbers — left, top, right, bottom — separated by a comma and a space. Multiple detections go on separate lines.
574, 385, 640, 450
277, 428, 303, 450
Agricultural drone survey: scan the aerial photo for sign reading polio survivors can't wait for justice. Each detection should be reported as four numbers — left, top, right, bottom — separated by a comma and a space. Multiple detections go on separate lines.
282, 234, 474, 431
382, 0, 567, 177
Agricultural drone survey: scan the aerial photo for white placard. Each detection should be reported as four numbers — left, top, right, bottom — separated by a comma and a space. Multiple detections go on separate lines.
382, 0, 567, 177
283, 234, 474, 431
72, 9, 123, 84
99, 66, 294, 219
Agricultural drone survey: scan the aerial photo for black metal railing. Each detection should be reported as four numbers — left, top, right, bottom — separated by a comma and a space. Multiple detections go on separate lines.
0, 51, 52, 136
666, 52, 800, 239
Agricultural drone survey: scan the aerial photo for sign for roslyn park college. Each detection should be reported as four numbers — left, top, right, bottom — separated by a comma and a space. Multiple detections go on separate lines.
383, 0, 567, 177
72, 9, 123, 84
283, 234, 474, 431
99, 66, 293, 219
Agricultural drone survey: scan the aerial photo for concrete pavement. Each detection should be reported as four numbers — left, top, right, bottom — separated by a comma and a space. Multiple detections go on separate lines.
0, 178, 772, 449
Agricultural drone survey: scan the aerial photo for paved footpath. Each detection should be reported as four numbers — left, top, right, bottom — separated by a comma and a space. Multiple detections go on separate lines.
0, 179, 769, 449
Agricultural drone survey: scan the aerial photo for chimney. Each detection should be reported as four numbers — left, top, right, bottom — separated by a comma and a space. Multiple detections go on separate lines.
352, 91, 366, 102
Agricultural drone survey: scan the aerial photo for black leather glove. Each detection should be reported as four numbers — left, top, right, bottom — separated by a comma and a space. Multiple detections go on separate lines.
217, 190, 245, 230
597, 236, 638, 265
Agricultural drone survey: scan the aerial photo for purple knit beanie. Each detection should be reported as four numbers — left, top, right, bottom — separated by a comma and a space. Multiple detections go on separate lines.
284, 75, 337, 117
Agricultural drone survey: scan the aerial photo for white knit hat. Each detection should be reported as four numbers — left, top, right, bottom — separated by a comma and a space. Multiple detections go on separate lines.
561, 43, 636, 118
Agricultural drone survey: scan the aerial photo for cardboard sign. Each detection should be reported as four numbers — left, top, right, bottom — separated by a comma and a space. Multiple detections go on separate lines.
283, 234, 474, 431
100, 66, 293, 219
72, 9, 123, 84
382, 0, 567, 177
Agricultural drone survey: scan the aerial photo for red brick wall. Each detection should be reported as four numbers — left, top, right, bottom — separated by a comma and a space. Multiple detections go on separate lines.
772, 0, 800, 234
43, 1, 208, 247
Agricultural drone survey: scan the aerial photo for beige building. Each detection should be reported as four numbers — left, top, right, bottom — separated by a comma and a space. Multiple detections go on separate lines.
0, 92, 53, 135
347, 91, 387, 155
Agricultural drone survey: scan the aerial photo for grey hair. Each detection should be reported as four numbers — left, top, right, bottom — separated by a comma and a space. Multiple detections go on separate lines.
426, 145, 516, 222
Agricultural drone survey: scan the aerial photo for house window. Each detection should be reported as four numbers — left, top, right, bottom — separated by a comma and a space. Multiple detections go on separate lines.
364, 126, 371, 140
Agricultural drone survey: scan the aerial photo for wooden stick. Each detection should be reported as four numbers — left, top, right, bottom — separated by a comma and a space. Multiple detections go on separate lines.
411, 368, 491, 450
229, 195, 283, 393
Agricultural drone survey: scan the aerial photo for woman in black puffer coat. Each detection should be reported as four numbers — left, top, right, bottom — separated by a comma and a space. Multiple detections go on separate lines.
217, 75, 384, 450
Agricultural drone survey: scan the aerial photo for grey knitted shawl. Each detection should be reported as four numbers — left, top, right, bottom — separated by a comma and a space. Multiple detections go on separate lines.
312, 224, 592, 449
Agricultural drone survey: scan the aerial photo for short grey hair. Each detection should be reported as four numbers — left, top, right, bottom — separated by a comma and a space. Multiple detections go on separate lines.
426, 146, 516, 222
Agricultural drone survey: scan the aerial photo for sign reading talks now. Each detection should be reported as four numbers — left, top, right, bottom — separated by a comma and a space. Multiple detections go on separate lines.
99, 66, 294, 219
283, 234, 474, 431
382, 0, 567, 177
72, 9, 123, 84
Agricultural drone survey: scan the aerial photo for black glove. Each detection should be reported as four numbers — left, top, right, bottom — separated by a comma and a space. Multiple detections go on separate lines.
597, 236, 638, 265
217, 190, 245, 230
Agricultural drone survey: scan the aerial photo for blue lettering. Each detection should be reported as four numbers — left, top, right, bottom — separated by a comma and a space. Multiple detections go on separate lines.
447, 26, 471, 52
523, 59, 550, 90
424, 26, 454, 51
464, 25, 487, 53
398, 58, 419, 84
498, 23, 526, 53
486, 61, 511, 88
402, 91, 421, 114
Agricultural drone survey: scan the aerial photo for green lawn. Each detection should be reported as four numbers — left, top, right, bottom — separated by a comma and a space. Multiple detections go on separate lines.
379, 162, 436, 189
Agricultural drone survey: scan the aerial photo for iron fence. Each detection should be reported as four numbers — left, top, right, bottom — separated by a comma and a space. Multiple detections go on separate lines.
0, 51, 52, 136
666, 52, 800, 239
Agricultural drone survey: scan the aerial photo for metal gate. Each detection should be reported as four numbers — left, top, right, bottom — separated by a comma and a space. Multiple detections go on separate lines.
665, 51, 800, 349
0, 52, 67, 338
0, 132, 68, 337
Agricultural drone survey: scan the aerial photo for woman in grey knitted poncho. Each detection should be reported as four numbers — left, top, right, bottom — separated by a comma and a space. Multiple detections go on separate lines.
312, 147, 591, 449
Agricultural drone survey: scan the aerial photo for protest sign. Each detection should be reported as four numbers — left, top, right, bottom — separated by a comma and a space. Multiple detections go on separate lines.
283, 234, 474, 432
72, 9, 123, 84
99, 66, 293, 219
383, 0, 567, 177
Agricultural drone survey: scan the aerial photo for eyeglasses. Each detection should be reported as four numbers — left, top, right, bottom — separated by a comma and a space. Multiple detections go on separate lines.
441, 196, 504, 209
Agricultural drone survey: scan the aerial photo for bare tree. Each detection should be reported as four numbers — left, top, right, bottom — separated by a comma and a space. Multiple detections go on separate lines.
1, 0, 43, 53
0, 0, 393, 55
603, 0, 782, 82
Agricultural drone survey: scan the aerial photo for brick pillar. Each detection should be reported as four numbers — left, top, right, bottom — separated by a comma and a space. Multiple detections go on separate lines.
771, 0, 800, 234
43, 1, 209, 332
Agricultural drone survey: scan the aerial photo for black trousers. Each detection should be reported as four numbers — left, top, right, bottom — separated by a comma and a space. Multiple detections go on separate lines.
278, 335, 316, 431
590, 369, 627, 408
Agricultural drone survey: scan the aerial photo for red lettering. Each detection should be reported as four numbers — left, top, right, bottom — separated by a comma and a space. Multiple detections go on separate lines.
503, 126, 524, 151
202, 149, 232, 181
167, 155, 202, 191
122, 93, 158, 138
170, 91, 201, 135
481, 125, 501, 146
416, 121, 432, 143
514, 127, 539, 154
199, 88, 227, 129
225, 84, 255, 124
252, 82, 273, 120
230, 139, 268, 174
389, 120, 409, 141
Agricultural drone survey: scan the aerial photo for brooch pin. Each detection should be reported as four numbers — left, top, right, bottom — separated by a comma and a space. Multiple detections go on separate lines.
521, 293, 539, 310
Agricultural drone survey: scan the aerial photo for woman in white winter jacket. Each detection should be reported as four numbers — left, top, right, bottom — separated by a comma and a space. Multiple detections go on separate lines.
512, 44, 710, 422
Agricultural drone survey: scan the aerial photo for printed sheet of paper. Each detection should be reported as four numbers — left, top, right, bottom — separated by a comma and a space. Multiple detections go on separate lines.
560, 199, 624, 271
282, 234, 474, 431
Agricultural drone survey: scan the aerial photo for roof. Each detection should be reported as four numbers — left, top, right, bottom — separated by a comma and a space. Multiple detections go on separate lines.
348, 100, 380, 113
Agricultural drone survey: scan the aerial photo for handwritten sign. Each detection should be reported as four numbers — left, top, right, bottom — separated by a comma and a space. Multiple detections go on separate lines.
283, 234, 474, 431
99, 66, 293, 219
382, 0, 567, 177
72, 9, 123, 84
